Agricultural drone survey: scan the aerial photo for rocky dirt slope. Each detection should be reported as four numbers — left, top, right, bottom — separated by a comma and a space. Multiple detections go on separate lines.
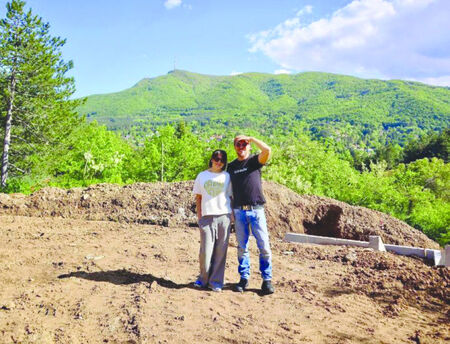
0, 181, 439, 248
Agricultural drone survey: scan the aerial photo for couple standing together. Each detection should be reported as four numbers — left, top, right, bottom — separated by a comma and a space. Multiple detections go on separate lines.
192, 135, 274, 295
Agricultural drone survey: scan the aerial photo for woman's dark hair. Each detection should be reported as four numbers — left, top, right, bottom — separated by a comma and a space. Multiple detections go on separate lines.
208, 149, 228, 171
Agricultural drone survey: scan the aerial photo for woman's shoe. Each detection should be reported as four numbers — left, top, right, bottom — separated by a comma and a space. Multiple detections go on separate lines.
193, 280, 204, 288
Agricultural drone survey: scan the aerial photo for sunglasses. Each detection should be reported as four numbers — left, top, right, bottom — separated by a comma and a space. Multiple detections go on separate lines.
212, 156, 224, 163
235, 140, 248, 149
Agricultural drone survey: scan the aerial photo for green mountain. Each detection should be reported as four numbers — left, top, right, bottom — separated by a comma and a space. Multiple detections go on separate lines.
77, 70, 450, 148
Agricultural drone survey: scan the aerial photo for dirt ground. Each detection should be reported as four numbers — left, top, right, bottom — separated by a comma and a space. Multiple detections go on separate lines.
0, 181, 439, 248
0, 182, 448, 343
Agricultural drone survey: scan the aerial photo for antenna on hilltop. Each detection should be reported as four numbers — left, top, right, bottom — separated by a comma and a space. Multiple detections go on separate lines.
174, 56, 177, 71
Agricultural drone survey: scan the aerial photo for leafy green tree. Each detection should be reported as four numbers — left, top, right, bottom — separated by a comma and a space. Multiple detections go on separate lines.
403, 129, 449, 163
373, 143, 403, 169
134, 125, 213, 182
0, 0, 82, 188
265, 134, 359, 200
48, 122, 135, 186
390, 158, 450, 245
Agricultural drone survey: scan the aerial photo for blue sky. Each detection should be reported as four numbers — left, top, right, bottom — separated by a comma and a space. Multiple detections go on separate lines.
2, 0, 449, 97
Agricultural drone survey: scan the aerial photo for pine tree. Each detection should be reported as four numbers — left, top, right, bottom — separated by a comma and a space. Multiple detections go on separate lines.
0, 0, 83, 188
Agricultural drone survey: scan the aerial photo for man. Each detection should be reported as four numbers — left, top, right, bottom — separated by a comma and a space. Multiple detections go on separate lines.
227, 135, 274, 295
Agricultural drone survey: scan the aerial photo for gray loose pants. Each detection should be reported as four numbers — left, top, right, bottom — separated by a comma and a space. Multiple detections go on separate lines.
197, 214, 231, 289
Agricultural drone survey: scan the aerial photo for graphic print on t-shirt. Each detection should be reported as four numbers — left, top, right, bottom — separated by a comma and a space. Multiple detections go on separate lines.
204, 180, 224, 197
232, 167, 248, 174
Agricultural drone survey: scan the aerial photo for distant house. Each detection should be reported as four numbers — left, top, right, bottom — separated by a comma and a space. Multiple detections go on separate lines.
206, 134, 223, 142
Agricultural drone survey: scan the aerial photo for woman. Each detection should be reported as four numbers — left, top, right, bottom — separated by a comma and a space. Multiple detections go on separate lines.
192, 149, 232, 292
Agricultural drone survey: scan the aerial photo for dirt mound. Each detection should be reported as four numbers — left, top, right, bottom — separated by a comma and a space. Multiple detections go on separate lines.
290, 245, 450, 312
0, 181, 438, 248
263, 182, 439, 248
278, 242, 449, 317
336, 250, 450, 316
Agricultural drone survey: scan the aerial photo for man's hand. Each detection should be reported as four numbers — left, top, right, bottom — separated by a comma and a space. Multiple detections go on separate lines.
243, 136, 271, 165
235, 135, 252, 143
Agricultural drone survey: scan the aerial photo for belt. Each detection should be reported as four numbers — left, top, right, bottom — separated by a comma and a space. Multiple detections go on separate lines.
237, 204, 264, 210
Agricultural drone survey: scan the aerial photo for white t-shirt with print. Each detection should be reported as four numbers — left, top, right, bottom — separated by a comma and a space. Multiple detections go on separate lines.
192, 170, 232, 216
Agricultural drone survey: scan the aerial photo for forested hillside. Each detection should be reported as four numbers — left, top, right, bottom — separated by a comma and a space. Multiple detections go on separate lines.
78, 70, 450, 149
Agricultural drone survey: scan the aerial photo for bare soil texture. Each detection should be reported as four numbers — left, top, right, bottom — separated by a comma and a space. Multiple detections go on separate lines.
0, 182, 448, 343
0, 181, 439, 248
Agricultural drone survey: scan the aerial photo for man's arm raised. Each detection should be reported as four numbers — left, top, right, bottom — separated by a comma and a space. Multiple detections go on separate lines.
237, 135, 271, 164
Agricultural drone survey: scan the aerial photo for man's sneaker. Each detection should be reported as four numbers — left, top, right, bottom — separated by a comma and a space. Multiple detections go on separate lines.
211, 287, 222, 292
234, 278, 248, 292
261, 280, 275, 294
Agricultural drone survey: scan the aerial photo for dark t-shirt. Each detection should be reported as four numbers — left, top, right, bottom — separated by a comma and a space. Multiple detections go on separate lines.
227, 154, 266, 207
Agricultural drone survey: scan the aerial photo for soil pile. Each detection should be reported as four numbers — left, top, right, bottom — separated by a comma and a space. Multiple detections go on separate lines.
0, 181, 439, 248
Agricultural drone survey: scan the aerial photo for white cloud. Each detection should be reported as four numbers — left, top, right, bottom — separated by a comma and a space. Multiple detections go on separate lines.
274, 69, 292, 74
411, 75, 450, 87
249, 0, 450, 83
230, 71, 243, 76
297, 5, 313, 17
164, 0, 182, 10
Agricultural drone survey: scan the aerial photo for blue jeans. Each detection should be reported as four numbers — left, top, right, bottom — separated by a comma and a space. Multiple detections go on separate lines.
233, 207, 272, 281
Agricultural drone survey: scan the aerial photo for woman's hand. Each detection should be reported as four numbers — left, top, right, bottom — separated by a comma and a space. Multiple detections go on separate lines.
195, 194, 202, 223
